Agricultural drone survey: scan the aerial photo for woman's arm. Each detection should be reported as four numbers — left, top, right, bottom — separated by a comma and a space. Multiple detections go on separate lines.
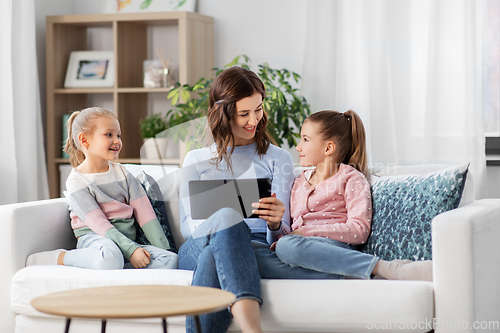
252, 149, 295, 244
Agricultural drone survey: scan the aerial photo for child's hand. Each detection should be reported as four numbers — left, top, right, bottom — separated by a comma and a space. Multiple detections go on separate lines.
129, 247, 151, 268
251, 193, 285, 231
290, 228, 304, 236
269, 235, 284, 251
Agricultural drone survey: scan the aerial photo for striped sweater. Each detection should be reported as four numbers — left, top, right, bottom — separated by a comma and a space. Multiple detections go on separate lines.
65, 161, 170, 259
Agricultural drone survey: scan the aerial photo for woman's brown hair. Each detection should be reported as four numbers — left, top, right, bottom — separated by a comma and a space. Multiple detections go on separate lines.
63, 107, 117, 168
207, 66, 272, 172
306, 110, 368, 177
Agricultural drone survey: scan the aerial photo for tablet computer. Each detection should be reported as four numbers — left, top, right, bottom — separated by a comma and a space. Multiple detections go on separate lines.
189, 178, 272, 219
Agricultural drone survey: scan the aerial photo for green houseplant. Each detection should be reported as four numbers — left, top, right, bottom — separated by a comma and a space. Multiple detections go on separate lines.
166, 55, 311, 148
139, 113, 169, 139
139, 113, 169, 159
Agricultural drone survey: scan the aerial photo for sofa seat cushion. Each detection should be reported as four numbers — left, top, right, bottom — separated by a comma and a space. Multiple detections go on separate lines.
259, 279, 434, 332
11, 266, 193, 317
13, 266, 434, 332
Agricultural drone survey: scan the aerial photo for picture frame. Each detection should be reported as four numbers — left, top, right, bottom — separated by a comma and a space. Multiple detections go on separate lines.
64, 51, 115, 88
105, 0, 197, 13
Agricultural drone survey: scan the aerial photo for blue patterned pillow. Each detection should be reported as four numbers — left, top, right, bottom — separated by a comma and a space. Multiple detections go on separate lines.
135, 171, 177, 253
360, 164, 468, 261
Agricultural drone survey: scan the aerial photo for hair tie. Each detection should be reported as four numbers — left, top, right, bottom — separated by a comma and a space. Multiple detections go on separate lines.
343, 113, 351, 121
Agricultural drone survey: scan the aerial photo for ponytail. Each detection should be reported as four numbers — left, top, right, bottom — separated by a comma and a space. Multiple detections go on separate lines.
63, 111, 86, 168
306, 109, 368, 177
343, 110, 368, 178
63, 107, 117, 168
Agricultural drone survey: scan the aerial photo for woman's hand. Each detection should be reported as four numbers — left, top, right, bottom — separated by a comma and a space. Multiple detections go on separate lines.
130, 247, 151, 268
251, 193, 285, 231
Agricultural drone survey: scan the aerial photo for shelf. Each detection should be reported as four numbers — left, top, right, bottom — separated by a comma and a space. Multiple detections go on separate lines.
46, 11, 214, 198
54, 87, 174, 94
118, 87, 175, 93
54, 88, 114, 94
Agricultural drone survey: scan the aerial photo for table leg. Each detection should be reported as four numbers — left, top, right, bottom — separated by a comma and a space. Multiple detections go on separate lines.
64, 318, 71, 333
194, 315, 202, 333
101, 320, 107, 333
162, 318, 168, 333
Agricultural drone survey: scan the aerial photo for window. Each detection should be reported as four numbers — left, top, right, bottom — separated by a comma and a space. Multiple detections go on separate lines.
485, 0, 500, 165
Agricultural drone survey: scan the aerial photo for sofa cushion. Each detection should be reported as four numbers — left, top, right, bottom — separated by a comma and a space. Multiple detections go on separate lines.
135, 171, 177, 253
11, 266, 193, 317
368, 163, 475, 207
259, 279, 435, 332
123, 165, 185, 247
361, 163, 469, 261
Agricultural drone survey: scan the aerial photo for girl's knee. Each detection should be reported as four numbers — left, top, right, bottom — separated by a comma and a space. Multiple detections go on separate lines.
94, 247, 124, 270
275, 235, 303, 260
166, 253, 178, 269
155, 251, 179, 269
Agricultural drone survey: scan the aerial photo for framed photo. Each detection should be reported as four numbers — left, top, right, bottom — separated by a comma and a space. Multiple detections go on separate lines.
64, 51, 115, 88
105, 0, 197, 13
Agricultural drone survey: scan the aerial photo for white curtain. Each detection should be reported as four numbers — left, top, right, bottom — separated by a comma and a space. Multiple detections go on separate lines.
0, 0, 49, 204
302, 0, 486, 198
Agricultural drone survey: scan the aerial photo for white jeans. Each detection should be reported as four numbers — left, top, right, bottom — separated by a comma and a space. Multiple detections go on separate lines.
64, 232, 178, 270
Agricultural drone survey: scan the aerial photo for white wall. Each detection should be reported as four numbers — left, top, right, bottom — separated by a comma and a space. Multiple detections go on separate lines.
34, 0, 75, 130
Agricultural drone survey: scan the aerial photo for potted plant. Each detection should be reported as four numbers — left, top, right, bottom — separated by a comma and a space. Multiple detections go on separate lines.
166, 55, 311, 148
139, 113, 170, 160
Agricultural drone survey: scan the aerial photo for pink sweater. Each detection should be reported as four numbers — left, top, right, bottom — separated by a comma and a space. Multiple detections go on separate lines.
290, 163, 372, 245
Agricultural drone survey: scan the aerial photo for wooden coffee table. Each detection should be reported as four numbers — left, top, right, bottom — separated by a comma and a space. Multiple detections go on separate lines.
31, 285, 236, 333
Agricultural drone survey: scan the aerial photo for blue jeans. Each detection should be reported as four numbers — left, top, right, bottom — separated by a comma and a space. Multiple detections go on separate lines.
64, 232, 178, 270
178, 208, 261, 333
274, 234, 379, 279
252, 233, 345, 279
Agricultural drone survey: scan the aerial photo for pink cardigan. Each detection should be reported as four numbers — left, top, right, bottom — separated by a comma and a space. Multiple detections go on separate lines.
290, 163, 372, 245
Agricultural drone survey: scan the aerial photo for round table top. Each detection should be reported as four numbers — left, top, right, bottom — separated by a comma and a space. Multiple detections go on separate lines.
31, 285, 236, 319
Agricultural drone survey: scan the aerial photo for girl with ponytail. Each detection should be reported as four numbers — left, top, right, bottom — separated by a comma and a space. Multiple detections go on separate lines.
272, 110, 433, 282
27, 107, 177, 271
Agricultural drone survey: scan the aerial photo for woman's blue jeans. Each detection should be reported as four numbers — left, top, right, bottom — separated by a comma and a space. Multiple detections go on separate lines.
178, 208, 261, 333
274, 234, 379, 279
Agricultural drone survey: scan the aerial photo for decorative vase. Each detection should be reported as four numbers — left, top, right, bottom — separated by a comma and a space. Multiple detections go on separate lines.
142, 137, 169, 161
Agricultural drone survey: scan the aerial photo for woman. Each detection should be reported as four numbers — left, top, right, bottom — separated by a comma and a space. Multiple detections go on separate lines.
179, 66, 362, 332
178, 66, 295, 333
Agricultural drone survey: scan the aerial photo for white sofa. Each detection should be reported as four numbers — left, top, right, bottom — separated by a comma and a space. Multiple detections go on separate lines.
2, 164, 500, 333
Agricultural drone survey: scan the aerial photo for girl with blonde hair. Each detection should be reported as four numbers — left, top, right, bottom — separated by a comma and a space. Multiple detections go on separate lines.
27, 107, 177, 270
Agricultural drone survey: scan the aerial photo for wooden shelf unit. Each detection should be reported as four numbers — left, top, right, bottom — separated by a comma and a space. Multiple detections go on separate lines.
46, 12, 214, 198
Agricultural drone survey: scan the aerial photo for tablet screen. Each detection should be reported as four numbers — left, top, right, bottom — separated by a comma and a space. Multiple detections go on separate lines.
189, 178, 272, 219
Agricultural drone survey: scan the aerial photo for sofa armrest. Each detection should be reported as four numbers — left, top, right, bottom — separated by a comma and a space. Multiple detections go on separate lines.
0, 198, 76, 333
432, 199, 500, 332
3, 198, 76, 272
